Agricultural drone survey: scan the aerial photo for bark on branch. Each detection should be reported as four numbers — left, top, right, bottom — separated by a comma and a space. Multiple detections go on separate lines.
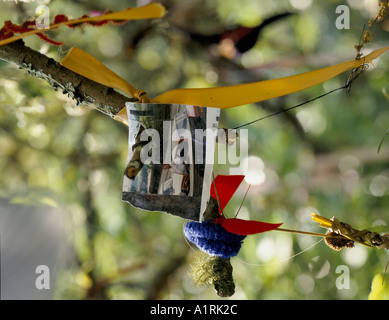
0, 40, 134, 118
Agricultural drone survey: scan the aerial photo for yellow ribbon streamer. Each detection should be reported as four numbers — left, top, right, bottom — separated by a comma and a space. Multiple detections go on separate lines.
151, 46, 389, 109
1, 2, 388, 127
61, 45, 388, 126
2, 1, 387, 127
0, 3, 166, 46
61, 46, 149, 103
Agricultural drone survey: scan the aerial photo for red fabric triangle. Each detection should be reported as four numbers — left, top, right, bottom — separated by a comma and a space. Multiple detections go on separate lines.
221, 218, 282, 236
210, 175, 245, 214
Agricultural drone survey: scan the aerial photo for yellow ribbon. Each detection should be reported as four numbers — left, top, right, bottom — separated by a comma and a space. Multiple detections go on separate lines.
61, 46, 150, 103
0, 3, 166, 46
152, 46, 389, 109
61, 45, 389, 126
2, 1, 387, 126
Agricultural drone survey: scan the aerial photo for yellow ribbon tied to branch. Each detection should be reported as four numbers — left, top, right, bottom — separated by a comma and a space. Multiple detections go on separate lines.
61, 44, 389, 126
1, 1, 387, 126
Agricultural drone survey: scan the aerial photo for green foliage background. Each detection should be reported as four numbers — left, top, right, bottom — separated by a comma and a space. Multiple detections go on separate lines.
1, 0, 389, 299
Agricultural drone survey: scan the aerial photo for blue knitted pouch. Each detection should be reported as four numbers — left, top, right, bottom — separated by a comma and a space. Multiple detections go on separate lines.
184, 220, 246, 259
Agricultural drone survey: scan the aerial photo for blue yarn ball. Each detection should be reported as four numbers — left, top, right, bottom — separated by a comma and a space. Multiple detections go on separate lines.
184, 220, 246, 259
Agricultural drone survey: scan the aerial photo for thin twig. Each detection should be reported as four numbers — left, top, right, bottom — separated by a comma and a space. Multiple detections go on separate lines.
276, 227, 345, 239
234, 184, 251, 218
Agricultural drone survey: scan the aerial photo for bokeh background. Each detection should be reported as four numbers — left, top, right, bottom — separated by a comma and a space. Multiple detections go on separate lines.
1, 0, 389, 299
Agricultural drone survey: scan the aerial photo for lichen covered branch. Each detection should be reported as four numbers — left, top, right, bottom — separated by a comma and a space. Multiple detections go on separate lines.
0, 40, 133, 118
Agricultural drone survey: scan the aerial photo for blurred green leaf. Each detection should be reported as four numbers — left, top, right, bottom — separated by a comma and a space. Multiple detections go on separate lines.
368, 274, 389, 300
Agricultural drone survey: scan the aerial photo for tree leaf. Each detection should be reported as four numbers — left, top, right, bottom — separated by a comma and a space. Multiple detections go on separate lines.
377, 128, 389, 154
368, 274, 389, 300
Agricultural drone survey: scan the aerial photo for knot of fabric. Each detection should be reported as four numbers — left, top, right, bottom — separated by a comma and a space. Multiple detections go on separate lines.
135, 90, 150, 103
184, 220, 246, 259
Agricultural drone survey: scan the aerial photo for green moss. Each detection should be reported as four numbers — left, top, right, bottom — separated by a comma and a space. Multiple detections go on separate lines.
190, 253, 235, 297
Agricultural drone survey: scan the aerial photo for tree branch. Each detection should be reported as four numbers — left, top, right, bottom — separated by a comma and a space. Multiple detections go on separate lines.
0, 39, 237, 298
0, 40, 134, 118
